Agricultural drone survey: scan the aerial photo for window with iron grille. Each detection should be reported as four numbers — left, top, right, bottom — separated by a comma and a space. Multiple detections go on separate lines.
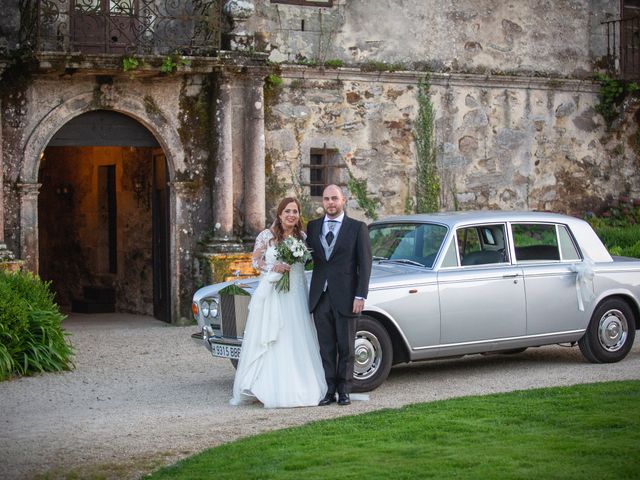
271, 0, 333, 6
303, 146, 345, 197
38, 0, 222, 55
622, 1, 640, 78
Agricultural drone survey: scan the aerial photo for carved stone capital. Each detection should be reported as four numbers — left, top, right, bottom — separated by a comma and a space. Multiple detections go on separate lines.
17, 183, 42, 199
168, 181, 194, 196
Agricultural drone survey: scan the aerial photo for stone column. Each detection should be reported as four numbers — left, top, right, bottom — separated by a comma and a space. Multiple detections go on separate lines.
243, 76, 266, 237
0, 95, 16, 263
18, 183, 42, 272
214, 76, 234, 240
0, 100, 5, 247
169, 181, 194, 325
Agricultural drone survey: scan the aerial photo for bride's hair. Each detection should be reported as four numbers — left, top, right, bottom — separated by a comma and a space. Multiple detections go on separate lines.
271, 197, 304, 243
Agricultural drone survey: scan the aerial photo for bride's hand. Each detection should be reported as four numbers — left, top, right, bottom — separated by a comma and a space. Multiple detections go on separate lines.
272, 263, 291, 273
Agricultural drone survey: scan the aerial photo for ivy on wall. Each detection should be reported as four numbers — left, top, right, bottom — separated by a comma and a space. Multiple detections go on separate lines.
347, 166, 380, 221
413, 76, 440, 213
594, 73, 640, 130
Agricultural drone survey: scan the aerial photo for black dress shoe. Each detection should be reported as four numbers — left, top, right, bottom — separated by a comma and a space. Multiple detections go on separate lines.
337, 393, 351, 406
318, 392, 336, 406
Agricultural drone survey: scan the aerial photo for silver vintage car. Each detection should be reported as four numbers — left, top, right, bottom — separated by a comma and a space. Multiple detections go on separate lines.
192, 211, 640, 391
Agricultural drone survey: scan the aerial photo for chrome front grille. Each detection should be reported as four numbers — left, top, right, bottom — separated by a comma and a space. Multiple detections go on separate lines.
219, 295, 250, 338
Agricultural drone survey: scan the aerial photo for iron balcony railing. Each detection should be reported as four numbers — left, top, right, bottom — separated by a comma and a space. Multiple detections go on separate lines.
603, 16, 640, 80
35, 0, 222, 56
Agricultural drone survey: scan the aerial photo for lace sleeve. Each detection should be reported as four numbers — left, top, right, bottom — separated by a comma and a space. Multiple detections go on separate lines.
252, 229, 274, 272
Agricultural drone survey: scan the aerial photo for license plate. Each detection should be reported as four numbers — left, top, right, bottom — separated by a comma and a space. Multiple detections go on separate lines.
212, 343, 241, 359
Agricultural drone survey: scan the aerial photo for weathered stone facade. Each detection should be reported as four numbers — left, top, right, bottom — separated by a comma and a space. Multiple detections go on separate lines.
1, 0, 638, 322
264, 68, 638, 218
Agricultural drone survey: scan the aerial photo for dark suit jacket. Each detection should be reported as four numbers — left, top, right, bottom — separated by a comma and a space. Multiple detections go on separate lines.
307, 215, 373, 316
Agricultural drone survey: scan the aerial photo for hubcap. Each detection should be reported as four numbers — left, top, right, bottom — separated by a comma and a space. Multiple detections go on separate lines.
353, 330, 382, 380
598, 309, 628, 352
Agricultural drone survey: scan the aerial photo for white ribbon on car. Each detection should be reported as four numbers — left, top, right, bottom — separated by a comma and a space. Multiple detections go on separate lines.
570, 257, 596, 311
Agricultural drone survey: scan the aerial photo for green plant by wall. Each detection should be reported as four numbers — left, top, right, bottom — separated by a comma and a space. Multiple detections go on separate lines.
413, 76, 440, 213
264, 71, 284, 124
288, 163, 316, 225
265, 73, 284, 88
361, 61, 405, 73
160, 55, 190, 74
122, 56, 140, 72
347, 166, 380, 220
404, 194, 415, 215
324, 59, 344, 68
0, 270, 74, 381
594, 73, 640, 130
265, 152, 288, 216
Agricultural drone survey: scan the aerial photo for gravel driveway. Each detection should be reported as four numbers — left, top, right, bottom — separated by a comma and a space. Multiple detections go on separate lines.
1, 312, 639, 479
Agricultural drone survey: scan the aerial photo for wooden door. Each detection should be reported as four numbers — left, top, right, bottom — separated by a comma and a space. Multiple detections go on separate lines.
152, 152, 170, 322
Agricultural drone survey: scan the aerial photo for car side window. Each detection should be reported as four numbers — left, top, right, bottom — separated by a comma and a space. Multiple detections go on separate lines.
457, 224, 507, 266
558, 225, 581, 260
440, 239, 459, 267
512, 223, 560, 262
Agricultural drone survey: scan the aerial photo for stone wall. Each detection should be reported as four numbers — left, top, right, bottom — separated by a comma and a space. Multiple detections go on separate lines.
265, 67, 640, 220
252, 0, 616, 78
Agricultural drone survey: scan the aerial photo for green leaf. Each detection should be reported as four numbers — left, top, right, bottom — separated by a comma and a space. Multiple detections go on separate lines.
218, 284, 251, 296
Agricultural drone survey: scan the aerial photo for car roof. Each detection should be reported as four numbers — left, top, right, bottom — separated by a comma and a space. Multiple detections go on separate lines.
370, 210, 583, 229
369, 210, 613, 262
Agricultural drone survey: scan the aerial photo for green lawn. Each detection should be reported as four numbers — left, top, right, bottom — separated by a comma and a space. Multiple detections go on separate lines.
148, 381, 640, 480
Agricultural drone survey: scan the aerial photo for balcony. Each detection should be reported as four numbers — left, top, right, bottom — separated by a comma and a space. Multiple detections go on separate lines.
35, 0, 222, 57
603, 16, 640, 80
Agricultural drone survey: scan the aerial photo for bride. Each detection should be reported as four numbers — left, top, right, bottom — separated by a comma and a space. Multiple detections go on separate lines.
230, 197, 328, 408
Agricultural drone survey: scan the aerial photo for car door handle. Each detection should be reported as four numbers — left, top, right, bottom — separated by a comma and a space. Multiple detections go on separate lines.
502, 273, 520, 278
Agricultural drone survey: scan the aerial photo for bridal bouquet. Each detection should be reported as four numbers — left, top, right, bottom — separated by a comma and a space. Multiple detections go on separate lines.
271, 236, 312, 293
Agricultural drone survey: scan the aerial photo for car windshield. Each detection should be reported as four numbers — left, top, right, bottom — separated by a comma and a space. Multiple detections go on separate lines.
369, 222, 448, 269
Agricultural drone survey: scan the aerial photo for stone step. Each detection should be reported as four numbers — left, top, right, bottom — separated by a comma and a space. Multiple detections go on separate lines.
71, 286, 116, 313
71, 298, 116, 314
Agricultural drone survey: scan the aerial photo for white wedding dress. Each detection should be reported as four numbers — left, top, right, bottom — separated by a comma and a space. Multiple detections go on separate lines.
230, 229, 327, 408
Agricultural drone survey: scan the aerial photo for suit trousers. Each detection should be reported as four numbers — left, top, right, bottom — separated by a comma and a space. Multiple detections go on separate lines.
313, 289, 357, 394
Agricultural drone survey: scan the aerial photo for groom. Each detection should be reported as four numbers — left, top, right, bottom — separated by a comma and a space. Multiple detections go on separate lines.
307, 184, 372, 406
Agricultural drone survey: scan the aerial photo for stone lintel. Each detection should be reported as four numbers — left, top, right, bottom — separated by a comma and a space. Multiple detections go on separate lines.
200, 238, 248, 254
34, 53, 220, 78
277, 66, 600, 93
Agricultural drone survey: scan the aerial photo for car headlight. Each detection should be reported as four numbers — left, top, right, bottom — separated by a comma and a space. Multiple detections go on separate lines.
209, 298, 219, 318
200, 298, 219, 318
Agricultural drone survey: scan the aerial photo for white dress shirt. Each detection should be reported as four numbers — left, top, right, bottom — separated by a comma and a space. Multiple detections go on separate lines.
323, 212, 344, 238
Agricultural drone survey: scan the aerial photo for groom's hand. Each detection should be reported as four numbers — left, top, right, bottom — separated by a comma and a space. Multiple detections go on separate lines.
352, 298, 365, 315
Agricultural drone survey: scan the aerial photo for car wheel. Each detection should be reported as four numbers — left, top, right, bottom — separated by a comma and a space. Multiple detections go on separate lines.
579, 298, 636, 363
352, 315, 393, 392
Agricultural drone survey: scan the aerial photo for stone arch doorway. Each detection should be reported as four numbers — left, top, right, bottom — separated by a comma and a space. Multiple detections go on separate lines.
37, 110, 171, 321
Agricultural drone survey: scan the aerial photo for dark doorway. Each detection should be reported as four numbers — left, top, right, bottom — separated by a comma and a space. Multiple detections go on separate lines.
38, 110, 170, 321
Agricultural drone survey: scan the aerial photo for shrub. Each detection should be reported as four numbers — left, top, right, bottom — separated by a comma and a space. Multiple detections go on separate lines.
587, 196, 640, 258
0, 270, 74, 381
